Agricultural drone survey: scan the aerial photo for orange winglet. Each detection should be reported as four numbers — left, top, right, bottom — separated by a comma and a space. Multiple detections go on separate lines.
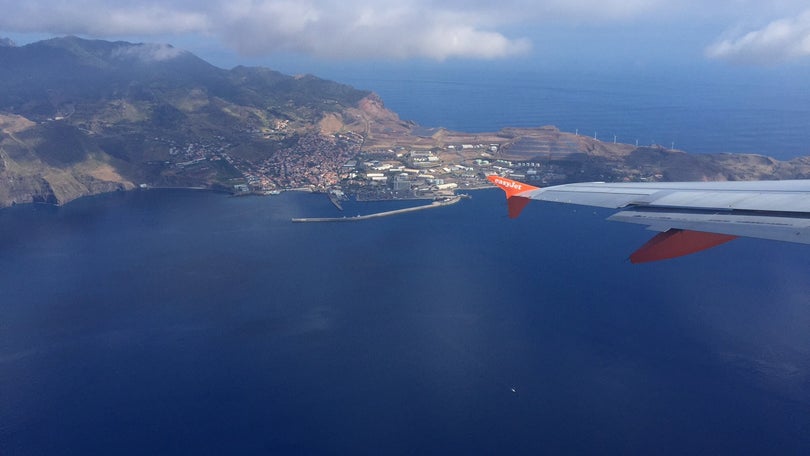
488, 175, 540, 199
488, 175, 540, 218
630, 229, 738, 264
506, 196, 532, 219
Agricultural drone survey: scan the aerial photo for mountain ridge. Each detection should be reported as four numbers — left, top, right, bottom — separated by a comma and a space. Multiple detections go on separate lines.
0, 36, 396, 206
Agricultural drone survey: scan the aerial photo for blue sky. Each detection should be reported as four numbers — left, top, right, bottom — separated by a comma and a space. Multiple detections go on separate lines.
2, 1, 810, 75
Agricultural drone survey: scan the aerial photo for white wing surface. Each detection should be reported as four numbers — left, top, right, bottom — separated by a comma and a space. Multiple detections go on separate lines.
488, 175, 810, 263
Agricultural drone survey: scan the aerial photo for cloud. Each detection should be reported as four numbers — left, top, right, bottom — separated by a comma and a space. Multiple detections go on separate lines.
7, 0, 809, 63
1, 1, 209, 36
706, 9, 810, 64
111, 43, 187, 62
214, 2, 533, 60
0, 0, 538, 60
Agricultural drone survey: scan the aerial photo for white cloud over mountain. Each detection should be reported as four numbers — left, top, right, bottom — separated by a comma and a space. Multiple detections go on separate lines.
111, 43, 187, 62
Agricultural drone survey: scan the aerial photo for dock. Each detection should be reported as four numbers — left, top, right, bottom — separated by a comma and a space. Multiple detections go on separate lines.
328, 192, 344, 211
292, 195, 466, 223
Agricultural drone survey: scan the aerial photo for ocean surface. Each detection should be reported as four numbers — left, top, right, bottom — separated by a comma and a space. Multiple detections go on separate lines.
327, 65, 810, 159
3, 189, 810, 454
3, 71, 810, 454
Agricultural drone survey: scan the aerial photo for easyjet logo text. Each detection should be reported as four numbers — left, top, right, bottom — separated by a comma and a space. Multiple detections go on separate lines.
494, 179, 522, 190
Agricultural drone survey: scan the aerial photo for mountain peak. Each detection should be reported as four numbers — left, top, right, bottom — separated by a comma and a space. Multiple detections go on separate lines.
0, 37, 16, 47
32, 36, 192, 64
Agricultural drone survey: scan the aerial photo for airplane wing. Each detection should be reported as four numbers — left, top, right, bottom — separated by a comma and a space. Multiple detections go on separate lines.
487, 175, 810, 263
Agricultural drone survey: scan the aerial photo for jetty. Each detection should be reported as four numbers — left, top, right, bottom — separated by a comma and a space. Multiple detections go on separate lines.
328, 191, 344, 211
292, 195, 466, 223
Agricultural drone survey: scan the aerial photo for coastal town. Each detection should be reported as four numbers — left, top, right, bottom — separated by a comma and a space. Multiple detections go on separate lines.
156, 124, 680, 202
159, 130, 521, 200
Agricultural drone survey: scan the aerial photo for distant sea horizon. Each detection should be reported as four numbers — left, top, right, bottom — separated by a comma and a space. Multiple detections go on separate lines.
322, 65, 810, 160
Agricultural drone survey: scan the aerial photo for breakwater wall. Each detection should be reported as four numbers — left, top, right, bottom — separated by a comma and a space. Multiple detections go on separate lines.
292, 195, 464, 223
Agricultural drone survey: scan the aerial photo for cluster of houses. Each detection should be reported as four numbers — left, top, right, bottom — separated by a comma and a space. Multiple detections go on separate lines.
341, 150, 471, 196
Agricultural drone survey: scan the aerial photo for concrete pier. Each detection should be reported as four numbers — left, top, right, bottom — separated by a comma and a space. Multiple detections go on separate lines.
292, 195, 464, 223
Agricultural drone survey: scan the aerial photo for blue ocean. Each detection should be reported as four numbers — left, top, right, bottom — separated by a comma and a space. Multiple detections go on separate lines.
328, 65, 810, 159
3, 71, 810, 454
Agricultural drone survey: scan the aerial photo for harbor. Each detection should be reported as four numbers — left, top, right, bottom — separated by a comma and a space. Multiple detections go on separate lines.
292, 195, 467, 223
